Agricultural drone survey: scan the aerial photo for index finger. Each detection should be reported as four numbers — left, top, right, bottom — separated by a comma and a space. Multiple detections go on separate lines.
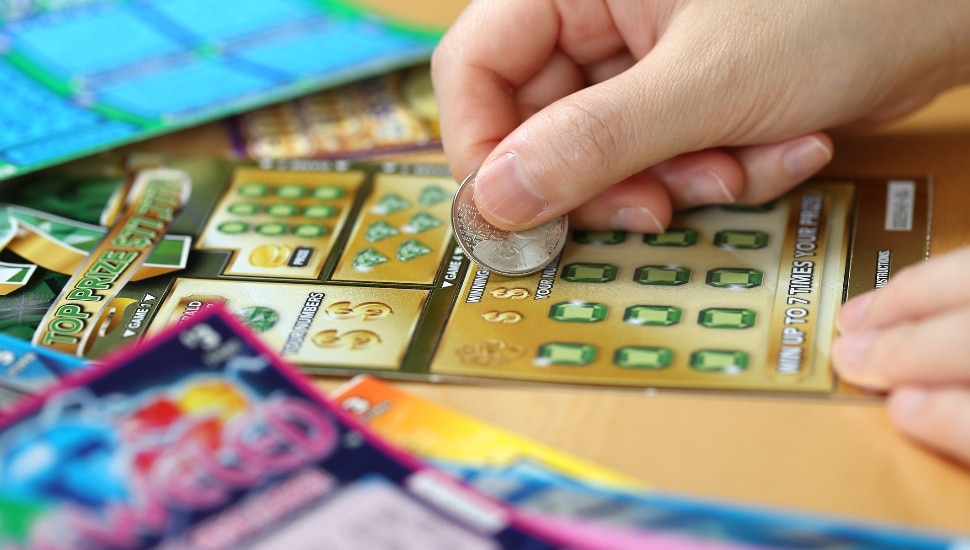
430, 0, 621, 179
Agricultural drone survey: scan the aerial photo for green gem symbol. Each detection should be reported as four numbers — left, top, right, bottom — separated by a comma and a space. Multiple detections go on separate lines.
714, 230, 769, 250
365, 220, 399, 242
561, 263, 618, 283
572, 230, 627, 245
403, 212, 442, 233
624, 305, 682, 326
218, 221, 248, 234
418, 185, 450, 206
313, 185, 344, 200
256, 222, 288, 236
706, 268, 764, 288
614, 346, 673, 369
353, 248, 389, 270
372, 193, 410, 215
293, 224, 327, 238
643, 227, 698, 247
276, 184, 306, 199
690, 349, 749, 373
266, 203, 298, 217
304, 204, 337, 219
549, 302, 608, 323
235, 306, 279, 332
237, 182, 269, 198
535, 342, 597, 366
699, 308, 757, 329
396, 239, 432, 261
227, 202, 259, 216
633, 265, 691, 286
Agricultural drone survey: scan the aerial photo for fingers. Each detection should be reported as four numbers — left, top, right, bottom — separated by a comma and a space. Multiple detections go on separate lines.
512, 49, 587, 124
730, 134, 834, 205
889, 386, 970, 467
832, 247, 970, 390
833, 306, 970, 390
567, 172, 671, 232
549, 132, 834, 233
468, 56, 704, 231
647, 150, 742, 211
431, 1, 563, 180
646, 132, 833, 212
837, 247, 970, 332
831, 246, 970, 466
431, 0, 627, 186
437, 0, 970, 232
437, 0, 844, 233
467, 27, 841, 231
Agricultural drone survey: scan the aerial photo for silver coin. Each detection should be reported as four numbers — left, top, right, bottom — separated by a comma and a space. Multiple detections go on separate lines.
451, 170, 568, 277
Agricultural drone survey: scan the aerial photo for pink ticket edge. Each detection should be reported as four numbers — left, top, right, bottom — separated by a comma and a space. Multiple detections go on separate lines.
519, 512, 758, 550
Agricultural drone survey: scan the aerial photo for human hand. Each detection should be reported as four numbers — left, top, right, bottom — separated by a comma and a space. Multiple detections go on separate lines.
432, 0, 970, 232
833, 246, 970, 466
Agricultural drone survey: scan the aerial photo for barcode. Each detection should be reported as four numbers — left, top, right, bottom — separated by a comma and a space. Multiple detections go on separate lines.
885, 180, 915, 231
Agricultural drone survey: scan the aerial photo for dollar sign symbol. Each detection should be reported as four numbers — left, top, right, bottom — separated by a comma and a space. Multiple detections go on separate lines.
326, 301, 394, 320
312, 329, 381, 350
481, 311, 523, 324
490, 287, 529, 300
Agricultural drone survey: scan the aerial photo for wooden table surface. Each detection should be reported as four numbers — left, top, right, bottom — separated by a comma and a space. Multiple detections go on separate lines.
123, 1, 970, 534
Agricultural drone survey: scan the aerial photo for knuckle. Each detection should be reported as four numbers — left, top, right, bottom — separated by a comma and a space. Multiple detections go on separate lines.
543, 99, 619, 176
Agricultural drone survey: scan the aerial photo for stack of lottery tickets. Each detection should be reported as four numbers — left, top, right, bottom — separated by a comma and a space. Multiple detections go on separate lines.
0, 305, 734, 550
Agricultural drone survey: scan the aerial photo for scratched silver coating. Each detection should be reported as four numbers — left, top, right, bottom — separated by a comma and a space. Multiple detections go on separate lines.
451, 170, 567, 277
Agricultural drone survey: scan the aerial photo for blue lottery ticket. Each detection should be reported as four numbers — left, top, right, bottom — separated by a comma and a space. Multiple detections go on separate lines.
0, 332, 87, 407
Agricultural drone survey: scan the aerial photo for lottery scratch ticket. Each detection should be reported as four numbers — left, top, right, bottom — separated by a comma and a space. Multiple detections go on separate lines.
0, 156, 930, 394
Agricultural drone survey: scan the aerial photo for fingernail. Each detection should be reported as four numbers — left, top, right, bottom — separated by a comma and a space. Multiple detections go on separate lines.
836, 292, 875, 333
784, 137, 833, 180
889, 387, 927, 423
473, 152, 547, 226
832, 331, 876, 380
687, 170, 735, 204
612, 207, 664, 233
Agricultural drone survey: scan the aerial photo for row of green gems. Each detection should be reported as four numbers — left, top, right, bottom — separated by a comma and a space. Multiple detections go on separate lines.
370, 186, 451, 216
237, 182, 344, 200
353, 239, 434, 269
353, 241, 430, 269
217, 221, 327, 238
364, 212, 442, 243
536, 343, 749, 372
227, 202, 338, 219
550, 302, 756, 329
560, 263, 764, 289
575, 229, 770, 249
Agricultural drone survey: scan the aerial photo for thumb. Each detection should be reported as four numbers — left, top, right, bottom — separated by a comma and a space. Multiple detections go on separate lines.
472, 49, 724, 232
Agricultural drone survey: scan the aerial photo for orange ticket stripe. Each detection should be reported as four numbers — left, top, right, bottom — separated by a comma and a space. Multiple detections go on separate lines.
32, 168, 190, 355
